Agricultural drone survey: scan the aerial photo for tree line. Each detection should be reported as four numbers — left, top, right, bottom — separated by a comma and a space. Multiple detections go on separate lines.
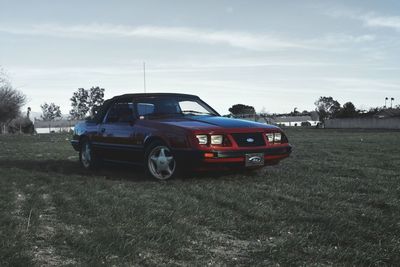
0, 70, 31, 133
313, 96, 398, 122
0, 70, 105, 133
228, 96, 399, 122
40, 86, 105, 122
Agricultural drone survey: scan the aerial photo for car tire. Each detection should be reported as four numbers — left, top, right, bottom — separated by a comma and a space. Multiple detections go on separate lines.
79, 138, 100, 170
144, 141, 177, 180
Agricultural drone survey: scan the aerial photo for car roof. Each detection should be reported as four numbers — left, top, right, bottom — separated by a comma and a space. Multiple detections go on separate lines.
111, 93, 199, 101
91, 93, 204, 123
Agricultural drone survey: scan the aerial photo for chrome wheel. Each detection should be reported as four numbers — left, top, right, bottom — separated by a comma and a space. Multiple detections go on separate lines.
81, 142, 92, 169
147, 145, 176, 180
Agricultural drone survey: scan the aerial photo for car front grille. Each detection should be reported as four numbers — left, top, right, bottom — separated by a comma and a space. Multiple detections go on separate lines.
231, 132, 265, 147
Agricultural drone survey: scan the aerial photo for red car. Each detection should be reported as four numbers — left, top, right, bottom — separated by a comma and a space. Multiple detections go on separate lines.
71, 93, 291, 180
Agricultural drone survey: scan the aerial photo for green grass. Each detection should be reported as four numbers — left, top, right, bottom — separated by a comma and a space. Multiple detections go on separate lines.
0, 128, 399, 266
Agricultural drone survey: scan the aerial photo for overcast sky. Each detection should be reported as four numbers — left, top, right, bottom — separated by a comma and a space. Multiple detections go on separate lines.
1, 0, 400, 115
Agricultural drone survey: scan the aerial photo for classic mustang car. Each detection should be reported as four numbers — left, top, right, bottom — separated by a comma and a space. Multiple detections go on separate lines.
71, 93, 291, 180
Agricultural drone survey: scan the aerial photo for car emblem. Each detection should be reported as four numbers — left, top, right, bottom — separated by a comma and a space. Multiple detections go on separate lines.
248, 156, 262, 163
246, 138, 254, 143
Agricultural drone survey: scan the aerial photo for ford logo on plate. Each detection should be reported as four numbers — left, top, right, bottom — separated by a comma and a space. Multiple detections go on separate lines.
249, 156, 262, 163
246, 138, 254, 143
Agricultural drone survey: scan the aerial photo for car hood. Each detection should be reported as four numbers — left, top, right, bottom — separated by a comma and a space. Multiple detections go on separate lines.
156, 116, 278, 130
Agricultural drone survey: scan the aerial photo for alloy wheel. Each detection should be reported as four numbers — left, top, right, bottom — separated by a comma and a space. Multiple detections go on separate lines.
81, 142, 92, 169
147, 146, 176, 180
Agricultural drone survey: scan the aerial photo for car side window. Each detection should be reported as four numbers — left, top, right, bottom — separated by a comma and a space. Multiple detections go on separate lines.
105, 102, 135, 123
135, 98, 181, 118
137, 103, 155, 116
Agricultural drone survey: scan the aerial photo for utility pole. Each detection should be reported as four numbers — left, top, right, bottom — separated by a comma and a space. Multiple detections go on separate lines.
391, 97, 395, 108
385, 97, 388, 108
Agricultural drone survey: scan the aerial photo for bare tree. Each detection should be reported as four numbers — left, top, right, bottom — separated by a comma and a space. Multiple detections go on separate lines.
0, 74, 26, 133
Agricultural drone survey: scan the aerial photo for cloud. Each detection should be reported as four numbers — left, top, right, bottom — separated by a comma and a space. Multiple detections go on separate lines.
0, 23, 375, 51
0, 23, 311, 51
362, 14, 400, 31
325, 8, 400, 31
7, 59, 338, 79
316, 77, 400, 90
309, 33, 375, 46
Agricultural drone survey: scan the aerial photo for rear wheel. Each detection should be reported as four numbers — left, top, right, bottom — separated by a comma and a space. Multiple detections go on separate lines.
79, 138, 99, 169
145, 142, 177, 180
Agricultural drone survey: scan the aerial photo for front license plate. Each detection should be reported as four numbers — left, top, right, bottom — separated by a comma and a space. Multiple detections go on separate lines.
245, 153, 264, 167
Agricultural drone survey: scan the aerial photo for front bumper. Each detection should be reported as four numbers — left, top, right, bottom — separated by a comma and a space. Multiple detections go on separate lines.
174, 145, 292, 169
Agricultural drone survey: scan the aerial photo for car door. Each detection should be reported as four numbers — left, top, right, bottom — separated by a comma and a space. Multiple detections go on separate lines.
95, 101, 142, 163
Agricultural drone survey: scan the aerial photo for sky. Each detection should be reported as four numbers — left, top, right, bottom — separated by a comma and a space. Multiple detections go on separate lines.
1, 0, 400, 115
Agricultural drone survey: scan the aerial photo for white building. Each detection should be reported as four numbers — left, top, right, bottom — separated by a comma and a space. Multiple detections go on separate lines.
34, 119, 80, 134
272, 116, 320, 127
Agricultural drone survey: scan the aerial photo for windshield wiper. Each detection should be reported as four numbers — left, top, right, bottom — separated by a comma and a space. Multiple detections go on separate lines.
145, 112, 183, 118
181, 110, 215, 116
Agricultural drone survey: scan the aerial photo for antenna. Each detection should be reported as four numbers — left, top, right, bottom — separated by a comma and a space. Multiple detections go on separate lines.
143, 62, 146, 93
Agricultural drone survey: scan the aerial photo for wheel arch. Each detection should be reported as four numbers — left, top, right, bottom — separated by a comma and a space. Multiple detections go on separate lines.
78, 135, 89, 150
143, 135, 169, 150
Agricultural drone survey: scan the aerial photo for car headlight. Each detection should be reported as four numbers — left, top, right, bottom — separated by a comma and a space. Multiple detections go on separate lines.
266, 133, 274, 142
210, 135, 223, 145
274, 133, 281, 142
196, 134, 208, 145
265, 132, 282, 144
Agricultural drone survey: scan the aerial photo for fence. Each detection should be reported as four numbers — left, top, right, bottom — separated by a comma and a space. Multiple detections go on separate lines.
325, 118, 400, 129
34, 119, 82, 134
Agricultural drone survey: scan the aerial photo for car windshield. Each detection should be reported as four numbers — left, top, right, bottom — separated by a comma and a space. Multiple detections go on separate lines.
134, 96, 217, 118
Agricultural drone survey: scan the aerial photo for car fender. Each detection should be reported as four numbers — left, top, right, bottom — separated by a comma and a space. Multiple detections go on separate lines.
143, 130, 190, 150
143, 134, 169, 149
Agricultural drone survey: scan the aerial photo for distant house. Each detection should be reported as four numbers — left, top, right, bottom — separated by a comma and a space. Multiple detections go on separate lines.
232, 114, 278, 125
34, 119, 81, 134
374, 108, 400, 119
233, 113, 320, 127
326, 108, 400, 129
271, 116, 320, 127
234, 114, 268, 123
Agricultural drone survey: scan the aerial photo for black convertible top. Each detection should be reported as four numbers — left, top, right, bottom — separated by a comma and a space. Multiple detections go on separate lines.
90, 93, 207, 123
112, 93, 199, 100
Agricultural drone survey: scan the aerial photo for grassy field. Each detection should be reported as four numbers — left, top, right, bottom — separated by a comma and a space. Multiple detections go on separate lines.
0, 128, 399, 266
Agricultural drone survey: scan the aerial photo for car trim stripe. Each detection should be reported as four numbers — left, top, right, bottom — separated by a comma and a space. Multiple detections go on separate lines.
91, 142, 143, 151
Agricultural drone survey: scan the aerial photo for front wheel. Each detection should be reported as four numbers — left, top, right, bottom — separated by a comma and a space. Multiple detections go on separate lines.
79, 138, 99, 169
145, 142, 177, 180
